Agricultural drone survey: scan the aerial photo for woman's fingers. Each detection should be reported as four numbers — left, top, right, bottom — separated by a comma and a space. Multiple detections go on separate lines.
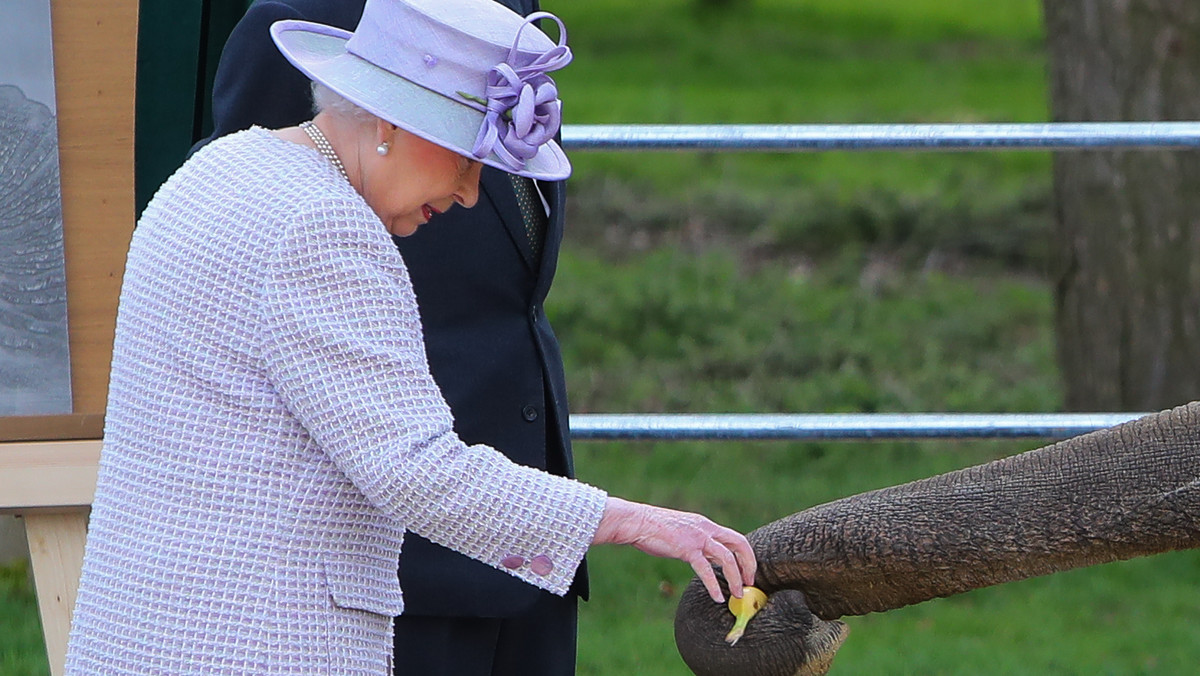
722, 529, 757, 587
705, 537, 744, 599
700, 529, 757, 601
684, 531, 754, 604
689, 550, 726, 603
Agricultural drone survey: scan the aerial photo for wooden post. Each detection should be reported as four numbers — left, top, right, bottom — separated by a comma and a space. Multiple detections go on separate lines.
25, 512, 89, 676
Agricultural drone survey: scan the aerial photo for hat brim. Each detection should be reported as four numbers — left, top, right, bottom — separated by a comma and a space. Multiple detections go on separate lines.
272, 21, 571, 181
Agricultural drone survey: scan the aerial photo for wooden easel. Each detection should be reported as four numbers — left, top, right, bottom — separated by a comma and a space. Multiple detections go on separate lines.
0, 442, 99, 676
0, 1, 137, 674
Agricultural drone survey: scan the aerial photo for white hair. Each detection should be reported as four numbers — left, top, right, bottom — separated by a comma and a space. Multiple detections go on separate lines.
310, 82, 377, 126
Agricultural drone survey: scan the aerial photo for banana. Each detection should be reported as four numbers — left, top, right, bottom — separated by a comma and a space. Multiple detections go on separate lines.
723, 586, 768, 646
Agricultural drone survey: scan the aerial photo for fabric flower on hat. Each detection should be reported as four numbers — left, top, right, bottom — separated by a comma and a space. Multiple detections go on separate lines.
464, 15, 572, 172
472, 63, 563, 168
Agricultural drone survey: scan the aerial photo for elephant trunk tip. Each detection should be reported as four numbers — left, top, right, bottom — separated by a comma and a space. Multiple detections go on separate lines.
725, 586, 769, 645
676, 582, 850, 676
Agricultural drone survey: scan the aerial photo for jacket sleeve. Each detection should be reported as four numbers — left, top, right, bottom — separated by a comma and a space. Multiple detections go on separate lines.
258, 202, 606, 596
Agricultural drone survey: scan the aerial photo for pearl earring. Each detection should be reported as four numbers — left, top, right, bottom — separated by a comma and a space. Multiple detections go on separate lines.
376, 142, 390, 156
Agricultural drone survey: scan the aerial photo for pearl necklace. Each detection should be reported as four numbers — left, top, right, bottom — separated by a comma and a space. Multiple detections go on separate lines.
300, 121, 350, 183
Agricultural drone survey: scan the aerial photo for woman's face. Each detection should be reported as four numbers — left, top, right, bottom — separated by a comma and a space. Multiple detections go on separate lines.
363, 125, 484, 237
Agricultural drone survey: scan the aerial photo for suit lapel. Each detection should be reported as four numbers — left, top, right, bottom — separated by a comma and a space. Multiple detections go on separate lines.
481, 167, 539, 274
535, 179, 565, 288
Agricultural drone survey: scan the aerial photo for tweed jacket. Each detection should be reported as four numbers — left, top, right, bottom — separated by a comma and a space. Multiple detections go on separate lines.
198, 0, 582, 618
64, 128, 607, 675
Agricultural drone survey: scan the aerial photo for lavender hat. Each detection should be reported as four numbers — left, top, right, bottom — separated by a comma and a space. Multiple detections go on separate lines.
271, 0, 572, 180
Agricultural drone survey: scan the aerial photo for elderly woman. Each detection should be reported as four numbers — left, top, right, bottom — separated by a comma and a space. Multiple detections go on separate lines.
64, 0, 755, 673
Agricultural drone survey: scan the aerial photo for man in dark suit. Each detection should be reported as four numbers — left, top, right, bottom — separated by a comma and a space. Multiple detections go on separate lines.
194, 1, 584, 674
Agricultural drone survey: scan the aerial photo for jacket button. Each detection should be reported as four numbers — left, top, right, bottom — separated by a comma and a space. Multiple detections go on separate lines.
501, 555, 527, 570
522, 405, 539, 422
530, 555, 554, 576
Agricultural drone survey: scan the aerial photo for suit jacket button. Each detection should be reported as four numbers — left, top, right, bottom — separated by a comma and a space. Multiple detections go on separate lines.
501, 555, 527, 570
522, 405, 539, 422
530, 555, 554, 576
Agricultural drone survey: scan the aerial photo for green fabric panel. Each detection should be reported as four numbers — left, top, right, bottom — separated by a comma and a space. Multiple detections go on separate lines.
135, 0, 252, 214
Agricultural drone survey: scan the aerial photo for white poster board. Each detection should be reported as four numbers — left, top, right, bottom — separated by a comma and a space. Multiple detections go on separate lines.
0, 0, 73, 416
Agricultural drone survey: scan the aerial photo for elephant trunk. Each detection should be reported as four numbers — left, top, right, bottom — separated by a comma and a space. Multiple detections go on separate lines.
675, 401, 1200, 676
755, 400, 1200, 618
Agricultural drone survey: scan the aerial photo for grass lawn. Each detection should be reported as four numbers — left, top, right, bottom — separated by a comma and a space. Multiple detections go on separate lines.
0, 561, 48, 675
552, 253, 1200, 675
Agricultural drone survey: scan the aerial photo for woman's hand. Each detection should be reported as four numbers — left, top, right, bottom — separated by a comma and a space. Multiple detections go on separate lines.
592, 496, 757, 603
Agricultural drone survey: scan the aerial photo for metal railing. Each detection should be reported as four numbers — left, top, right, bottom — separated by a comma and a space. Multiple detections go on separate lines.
569, 412, 1149, 441
558, 121, 1200, 442
562, 122, 1200, 152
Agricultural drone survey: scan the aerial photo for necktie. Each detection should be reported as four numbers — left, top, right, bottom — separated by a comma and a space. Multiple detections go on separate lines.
509, 174, 547, 262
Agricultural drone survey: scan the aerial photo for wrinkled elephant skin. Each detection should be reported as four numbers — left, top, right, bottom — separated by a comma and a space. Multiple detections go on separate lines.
675, 401, 1200, 676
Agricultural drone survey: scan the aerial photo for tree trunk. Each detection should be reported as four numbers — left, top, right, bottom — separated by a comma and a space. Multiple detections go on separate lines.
1044, 1, 1200, 410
